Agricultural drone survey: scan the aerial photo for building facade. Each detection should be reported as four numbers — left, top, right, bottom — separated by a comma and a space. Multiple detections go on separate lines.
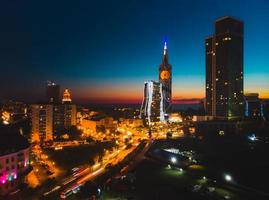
31, 104, 53, 143
159, 41, 172, 114
244, 93, 264, 118
0, 128, 31, 196
140, 81, 165, 125
62, 104, 77, 129
46, 81, 60, 103
52, 89, 77, 134
61, 89, 76, 130
206, 17, 244, 119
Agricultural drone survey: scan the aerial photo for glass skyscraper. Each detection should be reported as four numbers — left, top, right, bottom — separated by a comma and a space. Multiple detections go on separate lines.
206, 16, 244, 119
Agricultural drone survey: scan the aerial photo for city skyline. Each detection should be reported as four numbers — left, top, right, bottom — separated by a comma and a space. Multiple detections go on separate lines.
1, 0, 269, 104
1, 1, 269, 198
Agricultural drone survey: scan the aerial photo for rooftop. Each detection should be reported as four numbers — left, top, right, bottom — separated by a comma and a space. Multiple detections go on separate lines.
0, 125, 30, 156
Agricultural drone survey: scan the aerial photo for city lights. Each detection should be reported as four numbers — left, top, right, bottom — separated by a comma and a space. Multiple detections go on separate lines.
224, 174, 232, 182
1, 1, 269, 198
248, 134, 258, 141
171, 157, 177, 164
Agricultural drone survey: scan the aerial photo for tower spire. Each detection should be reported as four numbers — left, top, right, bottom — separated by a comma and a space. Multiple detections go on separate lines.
162, 41, 169, 64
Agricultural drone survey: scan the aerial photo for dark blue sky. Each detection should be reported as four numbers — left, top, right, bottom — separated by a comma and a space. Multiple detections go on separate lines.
1, 0, 269, 103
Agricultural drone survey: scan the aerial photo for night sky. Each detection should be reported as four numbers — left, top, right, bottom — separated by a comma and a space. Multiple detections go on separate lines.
1, 0, 269, 104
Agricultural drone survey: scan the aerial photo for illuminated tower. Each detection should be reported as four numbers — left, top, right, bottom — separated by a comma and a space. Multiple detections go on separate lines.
206, 17, 244, 119
159, 41, 172, 113
140, 81, 165, 125
62, 88, 72, 103
61, 88, 76, 129
53, 88, 76, 134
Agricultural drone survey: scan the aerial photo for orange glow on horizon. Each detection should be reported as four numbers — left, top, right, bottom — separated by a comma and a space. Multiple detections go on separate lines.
73, 84, 269, 104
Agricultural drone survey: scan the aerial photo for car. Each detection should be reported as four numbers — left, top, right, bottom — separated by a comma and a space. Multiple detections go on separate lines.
46, 170, 54, 175
206, 187, 215, 193
105, 163, 113, 169
192, 185, 202, 192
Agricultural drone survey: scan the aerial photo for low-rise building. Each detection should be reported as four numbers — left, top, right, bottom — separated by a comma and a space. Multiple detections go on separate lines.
120, 118, 143, 127
0, 127, 31, 196
244, 93, 263, 118
81, 118, 98, 133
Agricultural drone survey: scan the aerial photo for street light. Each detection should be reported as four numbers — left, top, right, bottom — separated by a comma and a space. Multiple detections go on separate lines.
171, 157, 177, 164
224, 174, 232, 182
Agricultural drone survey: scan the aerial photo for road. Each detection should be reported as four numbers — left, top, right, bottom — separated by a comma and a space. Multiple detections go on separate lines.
42, 138, 143, 199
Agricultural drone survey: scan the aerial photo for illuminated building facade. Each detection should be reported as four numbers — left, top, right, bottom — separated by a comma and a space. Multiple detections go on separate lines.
244, 93, 264, 118
159, 41, 172, 113
140, 81, 165, 125
206, 17, 244, 119
31, 104, 53, 143
46, 81, 60, 103
62, 104, 77, 129
53, 88, 76, 133
61, 89, 76, 130
62, 89, 72, 103
0, 128, 31, 196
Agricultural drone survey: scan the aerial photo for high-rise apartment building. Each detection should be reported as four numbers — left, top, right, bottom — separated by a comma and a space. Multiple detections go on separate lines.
31, 104, 53, 143
206, 16, 244, 119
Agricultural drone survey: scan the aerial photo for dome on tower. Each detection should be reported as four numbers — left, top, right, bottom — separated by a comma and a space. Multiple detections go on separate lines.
62, 88, 72, 103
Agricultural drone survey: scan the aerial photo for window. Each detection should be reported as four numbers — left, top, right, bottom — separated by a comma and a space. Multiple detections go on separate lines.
6, 167, 9, 171
11, 157, 14, 162
6, 158, 9, 164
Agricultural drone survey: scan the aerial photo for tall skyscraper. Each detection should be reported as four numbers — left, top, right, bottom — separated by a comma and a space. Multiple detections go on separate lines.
159, 41, 172, 113
46, 81, 60, 103
206, 17, 244, 119
53, 88, 77, 133
61, 89, 76, 129
140, 81, 165, 125
31, 104, 53, 144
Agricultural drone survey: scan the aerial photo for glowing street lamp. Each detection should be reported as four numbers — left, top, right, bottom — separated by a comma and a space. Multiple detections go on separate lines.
224, 174, 232, 182
171, 157, 177, 164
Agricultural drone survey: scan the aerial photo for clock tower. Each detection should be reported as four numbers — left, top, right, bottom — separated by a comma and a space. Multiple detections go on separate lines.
159, 41, 172, 113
